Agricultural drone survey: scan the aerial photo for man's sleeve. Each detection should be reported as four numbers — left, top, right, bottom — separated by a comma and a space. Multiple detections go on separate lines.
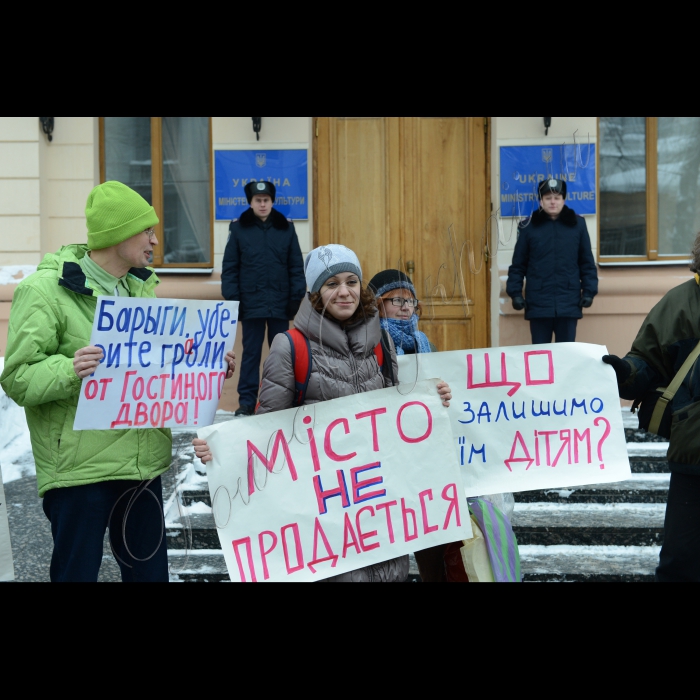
619, 355, 663, 402
0, 285, 82, 408
506, 228, 528, 299
288, 224, 307, 302
221, 223, 241, 301
578, 219, 599, 297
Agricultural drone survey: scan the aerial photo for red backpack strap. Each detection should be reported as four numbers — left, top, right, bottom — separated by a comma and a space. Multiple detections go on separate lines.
374, 342, 384, 370
286, 329, 313, 408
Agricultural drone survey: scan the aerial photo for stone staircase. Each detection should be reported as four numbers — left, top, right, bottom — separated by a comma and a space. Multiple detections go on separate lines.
515, 409, 668, 582
164, 410, 669, 583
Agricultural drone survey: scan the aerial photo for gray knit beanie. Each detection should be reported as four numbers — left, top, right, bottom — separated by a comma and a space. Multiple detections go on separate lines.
304, 245, 363, 293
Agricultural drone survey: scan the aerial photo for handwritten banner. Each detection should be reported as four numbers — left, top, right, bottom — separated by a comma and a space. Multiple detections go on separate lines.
198, 381, 471, 583
398, 344, 630, 496
0, 466, 14, 582
74, 298, 239, 431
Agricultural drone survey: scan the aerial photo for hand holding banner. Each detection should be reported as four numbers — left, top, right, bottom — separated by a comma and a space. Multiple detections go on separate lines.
198, 380, 471, 583
74, 298, 239, 431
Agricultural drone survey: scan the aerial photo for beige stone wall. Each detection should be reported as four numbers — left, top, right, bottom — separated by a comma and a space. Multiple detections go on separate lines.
0, 117, 41, 353
0, 117, 41, 266
39, 117, 98, 255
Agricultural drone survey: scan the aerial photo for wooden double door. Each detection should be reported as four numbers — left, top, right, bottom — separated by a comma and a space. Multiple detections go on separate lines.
314, 117, 491, 352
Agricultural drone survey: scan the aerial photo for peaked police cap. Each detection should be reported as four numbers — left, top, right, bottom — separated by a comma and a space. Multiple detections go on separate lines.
245, 181, 277, 203
539, 178, 567, 199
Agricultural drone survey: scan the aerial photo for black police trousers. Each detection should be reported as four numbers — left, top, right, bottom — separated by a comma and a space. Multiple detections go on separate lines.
530, 318, 578, 345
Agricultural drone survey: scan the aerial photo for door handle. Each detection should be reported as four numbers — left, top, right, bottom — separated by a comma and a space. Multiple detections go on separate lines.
406, 260, 415, 276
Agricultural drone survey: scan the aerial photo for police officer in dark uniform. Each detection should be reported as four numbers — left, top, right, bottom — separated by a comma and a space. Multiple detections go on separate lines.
507, 178, 599, 344
222, 181, 306, 416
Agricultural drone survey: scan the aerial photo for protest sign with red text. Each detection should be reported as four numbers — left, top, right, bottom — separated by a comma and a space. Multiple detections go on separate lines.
398, 344, 631, 497
198, 380, 471, 583
74, 298, 239, 431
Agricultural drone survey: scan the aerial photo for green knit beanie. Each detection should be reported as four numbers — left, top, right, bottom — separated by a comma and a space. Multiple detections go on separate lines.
86, 181, 160, 251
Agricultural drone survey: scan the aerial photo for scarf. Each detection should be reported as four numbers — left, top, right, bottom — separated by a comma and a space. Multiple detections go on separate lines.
380, 316, 432, 355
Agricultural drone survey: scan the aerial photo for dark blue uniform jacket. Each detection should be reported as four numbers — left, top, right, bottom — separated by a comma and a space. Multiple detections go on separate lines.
507, 206, 599, 320
222, 208, 306, 321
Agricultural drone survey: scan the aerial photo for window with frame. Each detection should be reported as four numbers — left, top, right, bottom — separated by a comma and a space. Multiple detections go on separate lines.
100, 117, 213, 269
599, 116, 700, 264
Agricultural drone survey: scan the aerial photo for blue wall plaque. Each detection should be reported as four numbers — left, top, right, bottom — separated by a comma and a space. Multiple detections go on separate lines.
215, 149, 308, 221
500, 145, 597, 217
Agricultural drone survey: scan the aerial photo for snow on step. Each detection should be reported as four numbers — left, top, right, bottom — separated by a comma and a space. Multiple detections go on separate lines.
542, 474, 670, 497
627, 443, 669, 458
168, 551, 228, 581
512, 502, 666, 528
520, 545, 661, 577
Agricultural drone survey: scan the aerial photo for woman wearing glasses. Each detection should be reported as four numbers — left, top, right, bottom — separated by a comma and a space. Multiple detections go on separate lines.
369, 270, 435, 356
370, 270, 453, 581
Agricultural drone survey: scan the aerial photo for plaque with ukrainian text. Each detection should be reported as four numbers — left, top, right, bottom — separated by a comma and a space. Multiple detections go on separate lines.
215, 149, 308, 221
500, 145, 597, 218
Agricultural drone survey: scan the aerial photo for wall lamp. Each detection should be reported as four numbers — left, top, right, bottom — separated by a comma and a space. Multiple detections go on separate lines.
544, 117, 552, 136
252, 117, 262, 141
40, 117, 54, 142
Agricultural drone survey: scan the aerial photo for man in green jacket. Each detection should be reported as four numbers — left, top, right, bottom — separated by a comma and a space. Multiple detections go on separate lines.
1, 181, 235, 583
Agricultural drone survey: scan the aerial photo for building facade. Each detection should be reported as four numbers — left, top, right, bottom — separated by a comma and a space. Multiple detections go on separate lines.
0, 117, 695, 409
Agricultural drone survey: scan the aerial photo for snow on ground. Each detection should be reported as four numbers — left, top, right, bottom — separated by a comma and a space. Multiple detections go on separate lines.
0, 266, 36, 286
520, 545, 661, 575
0, 358, 35, 483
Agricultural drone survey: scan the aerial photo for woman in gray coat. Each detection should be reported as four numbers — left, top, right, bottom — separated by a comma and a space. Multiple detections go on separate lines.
195, 245, 452, 583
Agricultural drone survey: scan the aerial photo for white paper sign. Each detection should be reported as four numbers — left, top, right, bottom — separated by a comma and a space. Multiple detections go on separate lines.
398, 344, 631, 497
74, 298, 239, 431
198, 381, 471, 583
0, 466, 15, 582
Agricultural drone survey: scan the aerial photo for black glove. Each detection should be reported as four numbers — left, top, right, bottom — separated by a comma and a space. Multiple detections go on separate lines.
603, 355, 631, 384
512, 297, 526, 312
580, 297, 594, 309
286, 298, 303, 320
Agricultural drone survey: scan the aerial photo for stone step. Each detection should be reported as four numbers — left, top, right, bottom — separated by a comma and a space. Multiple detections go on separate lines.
520, 545, 660, 583
628, 443, 670, 474
631, 460, 670, 474
515, 474, 670, 504
180, 473, 672, 510
168, 551, 230, 583
167, 545, 663, 584
179, 487, 212, 508
167, 513, 220, 550
625, 428, 668, 444
512, 503, 666, 547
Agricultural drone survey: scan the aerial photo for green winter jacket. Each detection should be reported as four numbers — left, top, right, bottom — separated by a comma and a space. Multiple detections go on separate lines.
0, 245, 172, 497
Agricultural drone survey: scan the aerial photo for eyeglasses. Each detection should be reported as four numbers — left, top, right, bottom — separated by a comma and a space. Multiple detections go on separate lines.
143, 228, 157, 242
387, 297, 419, 308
